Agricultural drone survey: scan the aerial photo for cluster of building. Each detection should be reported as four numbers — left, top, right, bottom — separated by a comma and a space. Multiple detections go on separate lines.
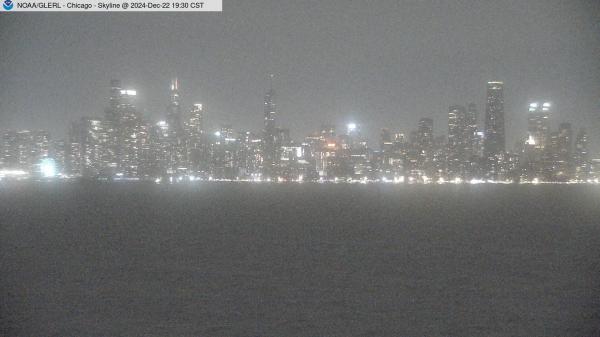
1, 79, 598, 184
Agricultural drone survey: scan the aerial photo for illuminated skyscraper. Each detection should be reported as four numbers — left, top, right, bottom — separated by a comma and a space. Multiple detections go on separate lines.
262, 75, 278, 179
483, 81, 505, 158
416, 118, 433, 151
527, 102, 551, 151
102, 79, 145, 177
574, 128, 590, 180
165, 78, 188, 176
187, 103, 208, 177
465, 103, 478, 157
167, 78, 184, 136
448, 105, 466, 177
416, 118, 434, 175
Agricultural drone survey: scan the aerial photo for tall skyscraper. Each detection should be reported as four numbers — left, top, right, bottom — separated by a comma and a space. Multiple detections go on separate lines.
557, 122, 573, 160
483, 81, 505, 158
465, 103, 478, 157
167, 78, 184, 136
187, 103, 208, 177
415, 118, 434, 175
102, 79, 146, 177
448, 105, 467, 177
417, 118, 434, 149
165, 78, 187, 176
262, 75, 278, 179
574, 128, 590, 180
527, 102, 551, 151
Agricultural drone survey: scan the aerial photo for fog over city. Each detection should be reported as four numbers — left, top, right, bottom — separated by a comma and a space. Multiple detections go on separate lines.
1, 0, 599, 151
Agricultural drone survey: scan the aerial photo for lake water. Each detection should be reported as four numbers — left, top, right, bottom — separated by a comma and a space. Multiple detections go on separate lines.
1, 183, 599, 336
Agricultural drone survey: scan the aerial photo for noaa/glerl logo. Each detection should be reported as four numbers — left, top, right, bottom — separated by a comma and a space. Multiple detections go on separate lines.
3, 0, 13, 10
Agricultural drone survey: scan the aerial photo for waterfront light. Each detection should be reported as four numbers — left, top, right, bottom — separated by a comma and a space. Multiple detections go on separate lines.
0, 169, 28, 177
40, 158, 57, 178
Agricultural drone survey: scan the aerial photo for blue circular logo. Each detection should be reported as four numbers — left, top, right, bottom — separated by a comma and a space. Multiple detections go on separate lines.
3, 0, 13, 10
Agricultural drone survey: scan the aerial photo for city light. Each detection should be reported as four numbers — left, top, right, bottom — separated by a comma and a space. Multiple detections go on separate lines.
0, 169, 28, 177
120, 89, 137, 96
40, 158, 57, 178
0, 79, 596, 185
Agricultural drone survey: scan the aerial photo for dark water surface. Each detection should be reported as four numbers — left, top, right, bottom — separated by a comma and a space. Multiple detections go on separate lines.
1, 183, 599, 336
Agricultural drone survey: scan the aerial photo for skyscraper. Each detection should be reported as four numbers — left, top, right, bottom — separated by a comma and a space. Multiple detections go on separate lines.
167, 78, 184, 136
102, 80, 144, 177
483, 81, 505, 158
465, 103, 478, 157
574, 128, 590, 180
527, 102, 551, 151
262, 75, 278, 179
165, 78, 187, 176
448, 105, 466, 177
417, 118, 433, 149
187, 103, 208, 177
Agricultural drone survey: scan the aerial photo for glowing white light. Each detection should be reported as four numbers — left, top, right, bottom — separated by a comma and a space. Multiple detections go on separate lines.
453, 177, 463, 184
526, 134, 536, 145
214, 131, 221, 137
543, 102, 551, 107
529, 102, 539, 108
40, 158, 57, 178
0, 169, 28, 177
157, 120, 168, 127
120, 89, 137, 96
347, 123, 357, 132
532, 178, 540, 184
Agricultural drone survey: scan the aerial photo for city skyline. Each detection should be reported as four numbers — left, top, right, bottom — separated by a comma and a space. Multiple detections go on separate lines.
0, 74, 595, 151
0, 77, 596, 184
1, 0, 599, 151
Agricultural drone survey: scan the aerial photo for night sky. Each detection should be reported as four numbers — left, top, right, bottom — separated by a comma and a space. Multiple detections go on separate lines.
1, 0, 599, 151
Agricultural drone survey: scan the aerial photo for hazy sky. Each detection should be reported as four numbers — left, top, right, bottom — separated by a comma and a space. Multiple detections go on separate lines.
1, 0, 599, 151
